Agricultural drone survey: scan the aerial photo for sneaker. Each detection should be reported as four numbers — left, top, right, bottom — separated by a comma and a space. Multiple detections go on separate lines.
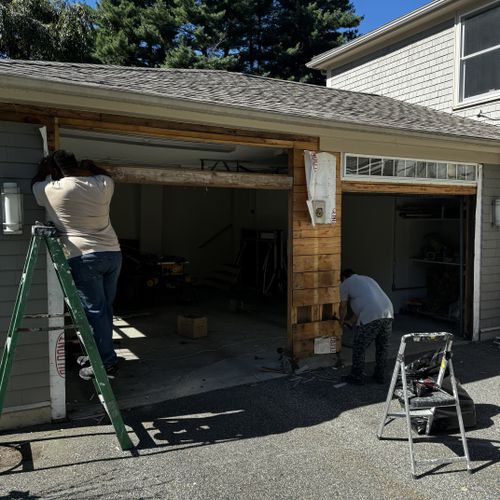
340, 374, 365, 385
76, 355, 89, 366
79, 364, 119, 381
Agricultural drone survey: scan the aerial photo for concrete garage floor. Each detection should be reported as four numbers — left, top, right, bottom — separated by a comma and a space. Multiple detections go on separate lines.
66, 288, 290, 418
66, 287, 463, 419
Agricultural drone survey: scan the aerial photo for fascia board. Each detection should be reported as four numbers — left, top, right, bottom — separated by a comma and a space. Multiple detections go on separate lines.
307, 0, 473, 70
0, 73, 499, 161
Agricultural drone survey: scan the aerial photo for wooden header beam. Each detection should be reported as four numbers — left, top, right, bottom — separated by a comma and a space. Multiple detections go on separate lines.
342, 180, 476, 196
101, 163, 293, 190
0, 102, 319, 150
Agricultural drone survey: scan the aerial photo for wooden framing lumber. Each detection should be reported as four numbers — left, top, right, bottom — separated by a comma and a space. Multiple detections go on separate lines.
101, 163, 293, 190
342, 180, 476, 196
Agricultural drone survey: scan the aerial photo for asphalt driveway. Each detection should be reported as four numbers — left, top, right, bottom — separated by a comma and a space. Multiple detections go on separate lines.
0, 341, 499, 499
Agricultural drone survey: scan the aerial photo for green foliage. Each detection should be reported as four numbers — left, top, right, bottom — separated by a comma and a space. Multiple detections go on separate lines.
163, 0, 360, 82
0, 0, 95, 61
94, 0, 183, 66
0, 0, 361, 82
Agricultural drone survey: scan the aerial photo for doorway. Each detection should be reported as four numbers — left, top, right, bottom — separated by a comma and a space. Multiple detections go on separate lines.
341, 193, 475, 340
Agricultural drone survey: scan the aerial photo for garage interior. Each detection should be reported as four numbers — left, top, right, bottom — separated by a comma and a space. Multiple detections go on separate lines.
342, 192, 474, 341
61, 128, 292, 417
57, 126, 476, 417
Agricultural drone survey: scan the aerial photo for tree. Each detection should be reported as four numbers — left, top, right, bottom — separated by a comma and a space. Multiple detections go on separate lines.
94, 0, 183, 66
163, 0, 360, 83
265, 0, 361, 83
0, 0, 95, 62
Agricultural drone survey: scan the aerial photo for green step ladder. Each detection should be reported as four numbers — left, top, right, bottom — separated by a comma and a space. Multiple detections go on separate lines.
0, 223, 134, 451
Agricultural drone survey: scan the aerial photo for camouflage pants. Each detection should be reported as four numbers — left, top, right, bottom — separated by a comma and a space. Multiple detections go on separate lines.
351, 318, 393, 380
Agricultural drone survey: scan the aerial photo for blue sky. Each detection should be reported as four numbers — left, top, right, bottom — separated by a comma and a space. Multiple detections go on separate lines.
353, 0, 431, 33
81, 0, 432, 35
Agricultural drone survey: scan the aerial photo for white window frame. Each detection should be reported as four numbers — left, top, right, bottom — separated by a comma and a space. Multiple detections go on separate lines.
455, 0, 500, 108
342, 153, 478, 187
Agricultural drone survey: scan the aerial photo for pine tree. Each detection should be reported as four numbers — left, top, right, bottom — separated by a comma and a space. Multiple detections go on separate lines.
94, 0, 183, 67
268, 0, 361, 83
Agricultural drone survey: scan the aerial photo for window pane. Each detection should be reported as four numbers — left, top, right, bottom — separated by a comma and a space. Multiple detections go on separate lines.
448, 164, 457, 180
462, 49, 500, 99
427, 162, 436, 178
346, 156, 357, 175
437, 163, 447, 179
457, 164, 476, 181
405, 160, 416, 177
466, 165, 476, 181
370, 158, 382, 175
358, 157, 370, 175
383, 159, 394, 176
416, 161, 426, 178
463, 5, 500, 56
395, 160, 406, 177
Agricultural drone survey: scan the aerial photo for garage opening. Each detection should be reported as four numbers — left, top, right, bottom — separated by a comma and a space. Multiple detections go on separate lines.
341, 193, 475, 348
60, 129, 292, 417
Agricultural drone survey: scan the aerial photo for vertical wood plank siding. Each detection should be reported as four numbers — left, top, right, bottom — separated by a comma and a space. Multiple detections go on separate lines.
289, 149, 342, 358
0, 121, 50, 409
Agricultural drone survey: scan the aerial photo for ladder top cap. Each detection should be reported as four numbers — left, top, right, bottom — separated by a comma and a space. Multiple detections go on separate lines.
403, 332, 453, 343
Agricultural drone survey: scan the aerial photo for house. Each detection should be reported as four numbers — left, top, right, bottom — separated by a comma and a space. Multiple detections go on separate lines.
308, 0, 500, 343
0, 60, 499, 429
307, 0, 500, 122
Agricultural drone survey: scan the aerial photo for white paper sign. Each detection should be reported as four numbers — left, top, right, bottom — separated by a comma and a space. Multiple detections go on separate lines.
304, 151, 337, 225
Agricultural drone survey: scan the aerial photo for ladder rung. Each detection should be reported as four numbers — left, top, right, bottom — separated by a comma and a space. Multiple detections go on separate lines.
23, 313, 70, 319
415, 456, 468, 466
17, 325, 76, 332
387, 410, 433, 418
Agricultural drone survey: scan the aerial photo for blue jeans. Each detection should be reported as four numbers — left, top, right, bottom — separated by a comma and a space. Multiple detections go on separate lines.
68, 251, 122, 368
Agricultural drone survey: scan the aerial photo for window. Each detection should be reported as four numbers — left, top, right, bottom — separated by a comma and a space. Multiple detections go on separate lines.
459, 2, 500, 103
344, 154, 477, 184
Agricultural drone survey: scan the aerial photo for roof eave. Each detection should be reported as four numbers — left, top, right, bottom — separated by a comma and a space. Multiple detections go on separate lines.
0, 72, 499, 153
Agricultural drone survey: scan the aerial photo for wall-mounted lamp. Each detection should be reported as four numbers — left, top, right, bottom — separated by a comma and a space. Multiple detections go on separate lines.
2, 182, 23, 235
492, 198, 500, 228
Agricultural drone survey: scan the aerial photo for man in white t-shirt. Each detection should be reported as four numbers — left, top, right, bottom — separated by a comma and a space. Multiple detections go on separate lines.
32, 150, 121, 380
339, 269, 394, 385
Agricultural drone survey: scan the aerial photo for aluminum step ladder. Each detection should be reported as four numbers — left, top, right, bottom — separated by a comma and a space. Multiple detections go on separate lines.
0, 223, 134, 451
377, 332, 471, 478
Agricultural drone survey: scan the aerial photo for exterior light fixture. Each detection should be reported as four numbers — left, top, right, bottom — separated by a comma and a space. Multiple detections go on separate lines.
492, 198, 500, 228
2, 182, 23, 235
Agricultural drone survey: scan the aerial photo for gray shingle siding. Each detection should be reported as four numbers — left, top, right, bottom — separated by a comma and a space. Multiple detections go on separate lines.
480, 165, 500, 331
0, 121, 50, 409
328, 21, 456, 113
326, 4, 500, 123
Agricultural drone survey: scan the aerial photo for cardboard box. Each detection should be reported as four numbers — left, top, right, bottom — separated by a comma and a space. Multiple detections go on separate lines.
177, 315, 207, 338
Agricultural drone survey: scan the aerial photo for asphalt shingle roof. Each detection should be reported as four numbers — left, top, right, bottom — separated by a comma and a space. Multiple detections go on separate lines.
1, 59, 500, 143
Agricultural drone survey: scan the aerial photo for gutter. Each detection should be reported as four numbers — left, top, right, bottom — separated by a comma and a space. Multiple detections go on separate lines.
307, 0, 464, 70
